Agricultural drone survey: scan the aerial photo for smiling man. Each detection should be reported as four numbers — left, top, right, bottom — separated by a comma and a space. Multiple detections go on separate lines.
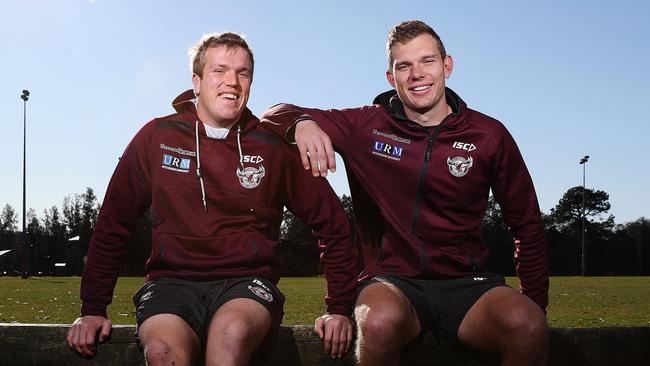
262, 20, 549, 366
66, 32, 357, 365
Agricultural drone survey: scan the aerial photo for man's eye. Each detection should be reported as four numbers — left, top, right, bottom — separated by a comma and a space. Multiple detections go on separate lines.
397, 65, 409, 71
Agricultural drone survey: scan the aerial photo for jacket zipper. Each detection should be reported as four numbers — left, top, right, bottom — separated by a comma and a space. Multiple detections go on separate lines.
410, 128, 440, 239
375, 236, 386, 264
419, 244, 426, 273
252, 241, 260, 264
158, 242, 166, 261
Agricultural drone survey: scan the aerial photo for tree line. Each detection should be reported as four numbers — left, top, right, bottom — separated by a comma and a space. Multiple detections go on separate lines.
483, 186, 650, 276
0, 186, 648, 277
0, 187, 99, 276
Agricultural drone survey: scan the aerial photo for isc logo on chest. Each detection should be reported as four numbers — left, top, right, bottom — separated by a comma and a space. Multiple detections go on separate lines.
452, 141, 476, 152
242, 155, 264, 164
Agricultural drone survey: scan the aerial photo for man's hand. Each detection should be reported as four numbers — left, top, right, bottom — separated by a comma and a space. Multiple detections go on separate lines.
295, 120, 336, 177
314, 313, 353, 359
66, 315, 112, 358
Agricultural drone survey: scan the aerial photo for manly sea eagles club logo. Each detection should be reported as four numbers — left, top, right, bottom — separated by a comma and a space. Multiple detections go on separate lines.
236, 154, 266, 189
447, 156, 473, 177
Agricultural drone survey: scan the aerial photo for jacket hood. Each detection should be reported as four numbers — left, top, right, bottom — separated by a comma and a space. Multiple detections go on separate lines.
171, 89, 258, 135
372, 87, 467, 129
169, 89, 260, 212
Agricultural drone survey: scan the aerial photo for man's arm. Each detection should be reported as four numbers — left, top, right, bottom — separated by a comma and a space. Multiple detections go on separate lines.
68, 124, 152, 356
279, 145, 358, 358
261, 103, 373, 177
491, 129, 549, 311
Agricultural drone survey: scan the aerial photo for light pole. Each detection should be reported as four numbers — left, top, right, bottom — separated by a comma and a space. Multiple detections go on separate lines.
20, 90, 29, 275
579, 155, 589, 276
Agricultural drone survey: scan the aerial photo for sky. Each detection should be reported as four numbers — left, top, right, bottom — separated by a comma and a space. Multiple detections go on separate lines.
1, 0, 648, 227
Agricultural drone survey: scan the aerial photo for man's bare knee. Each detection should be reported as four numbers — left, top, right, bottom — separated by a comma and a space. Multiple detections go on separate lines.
138, 314, 199, 365
356, 303, 414, 347
143, 340, 173, 364
217, 316, 260, 345
205, 299, 272, 365
508, 306, 548, 350
359, 309, 399, 339
355, 282, 419, 345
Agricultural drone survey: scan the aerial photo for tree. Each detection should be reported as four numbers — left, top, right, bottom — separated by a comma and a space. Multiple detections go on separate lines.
549, 186, 615, 275
43, 206, 67, 245
542, 211, 575, 275
481, 196, 515, 275
79, 187, 100, 257
26, 208, 46, 274
0, 204, 20, 275
62, 195, 82, 238
278, 195, 355, 276
340, 194, 354, 221
0, 204, 18, 237
549, 186, 614, 230
279, 209, 320, 276
60, 188, 100, 275
608, 218, 650, 275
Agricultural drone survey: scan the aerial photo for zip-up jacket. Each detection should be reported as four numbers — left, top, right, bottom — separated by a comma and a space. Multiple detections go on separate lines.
261, 88, 549, 310
80, 89, 357, 318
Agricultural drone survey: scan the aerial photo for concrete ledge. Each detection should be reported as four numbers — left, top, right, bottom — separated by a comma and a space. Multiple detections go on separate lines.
0, 323, 649, 365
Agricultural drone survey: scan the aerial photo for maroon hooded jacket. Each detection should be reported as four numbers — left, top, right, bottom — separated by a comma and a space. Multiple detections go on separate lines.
261, 88, 549, 310
80, 90, 357, 317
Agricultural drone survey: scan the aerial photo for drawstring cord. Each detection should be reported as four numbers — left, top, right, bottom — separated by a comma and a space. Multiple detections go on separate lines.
195, 120, 207, 212
195, 121, 244, 212
236, 125, 244, 168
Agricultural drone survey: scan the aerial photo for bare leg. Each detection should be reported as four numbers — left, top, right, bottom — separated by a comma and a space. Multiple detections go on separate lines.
138, 314, 200, 366
354, 282, 421, 366
204, 298, 272, 366
458, 286, 548, 366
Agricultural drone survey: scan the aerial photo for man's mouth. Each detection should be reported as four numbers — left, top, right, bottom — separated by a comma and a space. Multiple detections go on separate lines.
410, 84, 432, 92
219, 93, 239, 100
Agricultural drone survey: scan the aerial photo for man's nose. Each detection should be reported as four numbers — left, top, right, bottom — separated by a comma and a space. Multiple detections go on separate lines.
410, 63, 425, 79
224, 70, 239, 86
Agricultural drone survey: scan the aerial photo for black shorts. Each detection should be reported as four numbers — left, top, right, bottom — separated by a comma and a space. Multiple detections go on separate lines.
358, 273, 507, 343
132, 276, 285, 359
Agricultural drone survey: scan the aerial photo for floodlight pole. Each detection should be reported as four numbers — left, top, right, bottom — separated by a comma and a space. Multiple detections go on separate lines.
579, 155, 589, 276
21, 90, 30, 275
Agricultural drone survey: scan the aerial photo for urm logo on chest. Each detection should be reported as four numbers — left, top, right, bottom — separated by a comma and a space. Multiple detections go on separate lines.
162, 154, 191, 173
373, 141, 403, 157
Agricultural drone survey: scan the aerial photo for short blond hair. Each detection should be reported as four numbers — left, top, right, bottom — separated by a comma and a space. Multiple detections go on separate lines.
188, 32, 254, 78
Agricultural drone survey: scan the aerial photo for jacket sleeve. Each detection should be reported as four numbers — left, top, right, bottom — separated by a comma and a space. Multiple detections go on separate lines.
491, 127, 549, 312
280, 146, 358, 316
79, 123, 153, 317
261, 103, 371, 153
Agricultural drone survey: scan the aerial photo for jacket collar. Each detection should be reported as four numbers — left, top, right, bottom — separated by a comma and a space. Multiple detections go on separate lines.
170, 89, 258, 138
372, 87, 466, 129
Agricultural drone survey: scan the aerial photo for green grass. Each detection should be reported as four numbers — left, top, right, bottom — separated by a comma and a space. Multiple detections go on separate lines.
0, 276, 648, 327
543, 277, 650, 327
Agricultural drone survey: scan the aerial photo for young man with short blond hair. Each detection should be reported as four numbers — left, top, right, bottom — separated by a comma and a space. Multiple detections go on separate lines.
67, 32, 356, 365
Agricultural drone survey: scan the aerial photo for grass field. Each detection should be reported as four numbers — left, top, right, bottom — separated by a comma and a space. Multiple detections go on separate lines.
0, 276, 648, 327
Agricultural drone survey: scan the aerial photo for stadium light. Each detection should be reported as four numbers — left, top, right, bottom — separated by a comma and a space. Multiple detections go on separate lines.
579, 155, 589, 276
20, 90, 30, 275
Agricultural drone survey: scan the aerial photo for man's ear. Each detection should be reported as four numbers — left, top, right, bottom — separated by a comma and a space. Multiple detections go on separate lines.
192, 73, 201, 96
444, 55, 454, 79
386, 69, 396, 88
